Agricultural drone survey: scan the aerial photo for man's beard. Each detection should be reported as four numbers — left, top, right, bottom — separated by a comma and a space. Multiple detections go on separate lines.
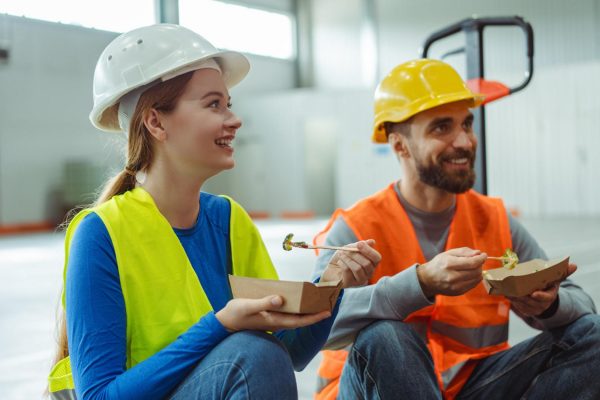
414, 149, 476, 193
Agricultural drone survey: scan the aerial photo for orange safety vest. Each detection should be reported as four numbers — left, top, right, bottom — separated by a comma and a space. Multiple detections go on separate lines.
314, 184, 512, 400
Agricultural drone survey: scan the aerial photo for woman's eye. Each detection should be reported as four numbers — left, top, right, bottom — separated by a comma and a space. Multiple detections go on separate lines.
207, 100, 232, 109
227, 102, 233, 109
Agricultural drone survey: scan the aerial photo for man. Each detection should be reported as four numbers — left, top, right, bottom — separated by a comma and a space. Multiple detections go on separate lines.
313, 59, 599, 400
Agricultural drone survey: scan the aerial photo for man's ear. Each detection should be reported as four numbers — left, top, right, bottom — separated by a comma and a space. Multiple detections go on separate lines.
388, 133, 411, 158
143, 109, 167, 142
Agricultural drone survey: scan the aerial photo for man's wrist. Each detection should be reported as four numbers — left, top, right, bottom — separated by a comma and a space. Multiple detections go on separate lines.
416, 264, 435, 298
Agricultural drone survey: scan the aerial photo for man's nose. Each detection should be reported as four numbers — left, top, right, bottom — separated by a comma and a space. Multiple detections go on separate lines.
453, 129, 474, 149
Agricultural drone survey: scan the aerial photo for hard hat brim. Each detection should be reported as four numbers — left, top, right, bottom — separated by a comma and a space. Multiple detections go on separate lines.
371, 91, 485, 143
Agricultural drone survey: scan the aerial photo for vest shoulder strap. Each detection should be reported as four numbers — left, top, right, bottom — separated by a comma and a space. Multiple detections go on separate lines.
221, 195, 278, 280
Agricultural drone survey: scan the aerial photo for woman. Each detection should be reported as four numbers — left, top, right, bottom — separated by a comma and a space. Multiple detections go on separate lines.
47, 24, 380, 400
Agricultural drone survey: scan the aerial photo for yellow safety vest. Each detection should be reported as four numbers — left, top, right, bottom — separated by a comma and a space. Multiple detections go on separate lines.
48, 187, 278, 399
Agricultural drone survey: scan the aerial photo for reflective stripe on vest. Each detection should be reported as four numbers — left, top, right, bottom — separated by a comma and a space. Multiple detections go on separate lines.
316, 375, 333, 394
430, 320, 508, 349
315, 348, 351, 398
442, 360, 467, 389
49, 389, 77, 400
48, 188, 277, 397
48, 356, 76, 400
314, 185, 512, 400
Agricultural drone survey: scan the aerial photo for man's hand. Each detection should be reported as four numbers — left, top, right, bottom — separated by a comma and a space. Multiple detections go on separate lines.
417, 247, 487, 297
321, 239, 381, 288
508, 263, 577, 317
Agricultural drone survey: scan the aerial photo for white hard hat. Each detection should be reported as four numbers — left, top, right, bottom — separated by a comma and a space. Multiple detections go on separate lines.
90, 24, 250, 132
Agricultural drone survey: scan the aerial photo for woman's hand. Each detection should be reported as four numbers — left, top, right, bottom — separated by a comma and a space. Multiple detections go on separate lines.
216, 295, 331, 332
321, 239, 381, 288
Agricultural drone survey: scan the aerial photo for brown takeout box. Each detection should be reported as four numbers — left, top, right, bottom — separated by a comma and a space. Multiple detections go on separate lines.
228, 275, 343, 314
483, 256, 570, 297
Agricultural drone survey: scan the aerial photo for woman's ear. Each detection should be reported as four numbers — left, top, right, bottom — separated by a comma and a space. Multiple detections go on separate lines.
143, 109, 167, 142
388, 133, 411, 158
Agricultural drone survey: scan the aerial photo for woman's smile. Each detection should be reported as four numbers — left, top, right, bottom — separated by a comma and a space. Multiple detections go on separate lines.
215, 135, 235, 152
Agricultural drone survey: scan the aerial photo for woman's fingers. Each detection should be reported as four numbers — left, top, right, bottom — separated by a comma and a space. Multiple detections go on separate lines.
217, 297, 280, 332
221, 294, 335, 332
260, 310, 331, 330
240, 295, 284, 315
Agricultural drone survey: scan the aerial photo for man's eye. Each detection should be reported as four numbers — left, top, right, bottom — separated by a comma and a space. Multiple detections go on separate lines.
227, 102, 233, 109
433, 124, 450, 133
463, 120, 474, 130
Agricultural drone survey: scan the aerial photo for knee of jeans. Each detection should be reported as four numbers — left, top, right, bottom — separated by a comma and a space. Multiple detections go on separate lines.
569, 314, 600, 339
173, 333, 296, 399
553, 314, 600, 351
229, 331, 296, 392
227, 331, 293, 371
354, 320, 424, 355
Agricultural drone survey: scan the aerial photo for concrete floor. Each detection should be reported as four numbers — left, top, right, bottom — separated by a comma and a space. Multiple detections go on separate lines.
1, 217, 599, 399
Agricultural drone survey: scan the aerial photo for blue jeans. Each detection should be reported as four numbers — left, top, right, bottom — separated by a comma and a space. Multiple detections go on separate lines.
169, 330, 297, 400
338, 315, 600, 400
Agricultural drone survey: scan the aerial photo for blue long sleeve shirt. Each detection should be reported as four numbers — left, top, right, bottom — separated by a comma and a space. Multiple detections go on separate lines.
66, 193, 341, 399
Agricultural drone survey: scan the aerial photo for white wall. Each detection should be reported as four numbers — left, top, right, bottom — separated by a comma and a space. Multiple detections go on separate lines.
311, 0, 365, 88
485, 62, 600, 216
0, 14, 296, 225
2, 0, 599, 223
303, 0, 600, 216
0, 16, 120, 225
225, 88, 399, 216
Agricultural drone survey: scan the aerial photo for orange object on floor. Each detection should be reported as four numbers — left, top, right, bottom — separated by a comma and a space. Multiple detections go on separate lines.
280, 211, 315, 219
0, 221, 55, 236
247, 211, 271, 220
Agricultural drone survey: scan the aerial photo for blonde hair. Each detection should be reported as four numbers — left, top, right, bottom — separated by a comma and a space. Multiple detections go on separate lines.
50, 72, 194, 382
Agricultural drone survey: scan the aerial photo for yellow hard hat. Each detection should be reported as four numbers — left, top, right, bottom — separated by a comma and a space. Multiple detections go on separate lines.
372, 59, 484, 143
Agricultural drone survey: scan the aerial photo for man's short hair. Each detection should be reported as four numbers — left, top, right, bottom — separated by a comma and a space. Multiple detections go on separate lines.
383, 118, 413, 139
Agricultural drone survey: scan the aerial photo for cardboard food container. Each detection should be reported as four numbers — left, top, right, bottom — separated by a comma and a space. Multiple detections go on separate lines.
228, 275, 343, 314
483, 256, 570, 297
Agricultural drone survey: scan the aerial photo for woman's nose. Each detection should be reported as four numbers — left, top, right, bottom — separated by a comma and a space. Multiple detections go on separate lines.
226, 110, 242, 130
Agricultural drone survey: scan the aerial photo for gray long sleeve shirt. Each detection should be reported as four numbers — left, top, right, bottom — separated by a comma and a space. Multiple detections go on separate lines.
313, 183, 596, 350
